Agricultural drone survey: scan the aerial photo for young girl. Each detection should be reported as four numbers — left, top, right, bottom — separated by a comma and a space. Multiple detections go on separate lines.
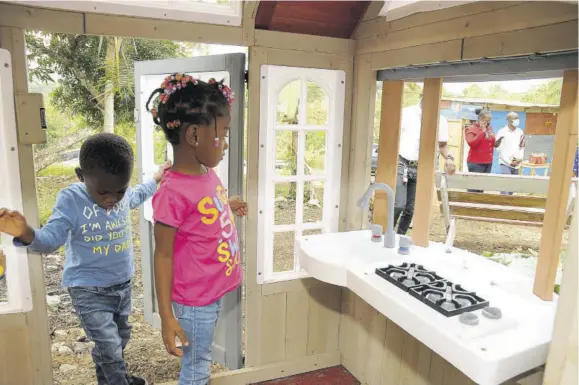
146, 74, 247, 385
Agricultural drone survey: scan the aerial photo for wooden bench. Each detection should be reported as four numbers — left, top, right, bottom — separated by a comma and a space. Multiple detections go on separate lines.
435, 172, 577, 252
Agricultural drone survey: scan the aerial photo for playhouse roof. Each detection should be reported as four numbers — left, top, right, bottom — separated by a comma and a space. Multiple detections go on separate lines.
5, 0, 481, 39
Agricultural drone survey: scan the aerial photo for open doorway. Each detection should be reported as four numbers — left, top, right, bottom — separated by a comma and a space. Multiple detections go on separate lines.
26, 31, 248, 385
371, 75, 572, 294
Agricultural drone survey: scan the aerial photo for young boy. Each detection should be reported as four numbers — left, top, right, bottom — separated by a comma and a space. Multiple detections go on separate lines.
0, 133, 168, 385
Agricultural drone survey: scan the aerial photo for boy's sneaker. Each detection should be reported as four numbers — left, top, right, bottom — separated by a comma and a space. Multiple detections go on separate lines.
128, 375, 147, 385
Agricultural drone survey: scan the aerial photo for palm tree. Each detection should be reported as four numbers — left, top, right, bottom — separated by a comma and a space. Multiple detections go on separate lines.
97, 37, 134, 133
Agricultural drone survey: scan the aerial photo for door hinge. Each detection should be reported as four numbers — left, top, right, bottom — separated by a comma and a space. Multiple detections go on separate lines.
244, 70, 249, 84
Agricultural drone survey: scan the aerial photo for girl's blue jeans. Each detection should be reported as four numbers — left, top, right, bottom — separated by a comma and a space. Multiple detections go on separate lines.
173, 299, 222, 385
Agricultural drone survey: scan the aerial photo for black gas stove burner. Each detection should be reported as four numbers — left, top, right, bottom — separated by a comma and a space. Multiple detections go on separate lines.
375, 263, 444, 292
409, 280, 489, 317
375, 263, 489, 317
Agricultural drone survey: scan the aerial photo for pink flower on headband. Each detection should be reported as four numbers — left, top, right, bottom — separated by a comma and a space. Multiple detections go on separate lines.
155, 73, 235, 107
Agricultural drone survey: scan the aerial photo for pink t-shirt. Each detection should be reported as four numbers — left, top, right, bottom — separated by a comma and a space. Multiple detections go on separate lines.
152, 169, 242, 307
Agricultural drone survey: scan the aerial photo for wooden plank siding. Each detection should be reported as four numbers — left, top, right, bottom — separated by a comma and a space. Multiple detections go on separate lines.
339, 290, 480, 385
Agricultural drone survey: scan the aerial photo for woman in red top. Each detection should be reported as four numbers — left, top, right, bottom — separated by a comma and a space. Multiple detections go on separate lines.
465, 109, 503, 192
465, 109, 503, 172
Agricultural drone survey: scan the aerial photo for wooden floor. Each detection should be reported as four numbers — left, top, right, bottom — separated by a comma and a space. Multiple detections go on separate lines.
253, 366, 359, 385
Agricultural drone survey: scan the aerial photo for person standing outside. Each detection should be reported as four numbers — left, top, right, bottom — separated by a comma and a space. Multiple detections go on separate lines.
573, 147, 578, 178
496, 112, 526, 194
394, 97, 456, 235
464, 109, 502, 193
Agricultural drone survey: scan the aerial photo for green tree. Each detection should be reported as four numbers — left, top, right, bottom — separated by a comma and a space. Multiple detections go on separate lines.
523, 79, 563, 105
26, 32, 186, 132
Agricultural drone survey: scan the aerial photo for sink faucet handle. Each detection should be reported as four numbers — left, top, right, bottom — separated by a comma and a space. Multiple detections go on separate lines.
399, 236, 413, 247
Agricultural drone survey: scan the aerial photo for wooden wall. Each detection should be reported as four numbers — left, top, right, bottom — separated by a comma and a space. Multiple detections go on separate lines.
340, 290, 477, 385
246, 24, 353, 370
526, 113, 559, 135
244, 43, 354, 370
355, 1, 578, 65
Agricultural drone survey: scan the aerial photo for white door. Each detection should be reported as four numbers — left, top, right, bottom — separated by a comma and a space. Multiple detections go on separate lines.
134, 54, 244, 369
0, 48, 32, 315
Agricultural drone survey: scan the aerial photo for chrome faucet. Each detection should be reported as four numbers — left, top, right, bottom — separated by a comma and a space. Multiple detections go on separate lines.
357, 183, 396, 248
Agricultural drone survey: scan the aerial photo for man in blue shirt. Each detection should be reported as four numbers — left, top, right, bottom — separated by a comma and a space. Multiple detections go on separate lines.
0, 133, 168, 385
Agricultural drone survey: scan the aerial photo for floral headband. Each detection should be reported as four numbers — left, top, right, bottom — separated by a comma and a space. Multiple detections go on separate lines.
151, 73, 235, 110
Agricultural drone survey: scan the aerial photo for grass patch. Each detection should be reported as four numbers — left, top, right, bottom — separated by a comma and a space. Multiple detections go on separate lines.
37, 164, 77, 177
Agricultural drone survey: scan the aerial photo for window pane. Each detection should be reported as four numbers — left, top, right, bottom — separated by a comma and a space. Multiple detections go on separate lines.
305, 131, 326, 175
276, 130, 298, 176
273, 232, 295, 272
303, 181, 324, 223
0, 250, 7, 305
275, 182, 297, 225
277, 80, 301, 125
303, 229, 322, 237
306, 81, 329, 125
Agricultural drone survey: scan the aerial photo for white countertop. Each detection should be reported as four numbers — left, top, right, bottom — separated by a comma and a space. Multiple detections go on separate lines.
297, 230, 558, 385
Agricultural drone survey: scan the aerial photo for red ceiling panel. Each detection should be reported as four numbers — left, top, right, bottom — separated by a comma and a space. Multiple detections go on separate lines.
255, 1, 370, 39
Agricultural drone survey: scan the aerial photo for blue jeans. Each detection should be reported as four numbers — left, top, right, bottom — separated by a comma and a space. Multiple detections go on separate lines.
394, 160, 417, 235
173, 299, 222, 385
69, 280, 132, 385
500, 164, 518, 195
467, 163, 492, 193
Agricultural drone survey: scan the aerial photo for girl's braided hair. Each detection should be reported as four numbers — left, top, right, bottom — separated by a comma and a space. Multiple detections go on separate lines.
146, 74, 235, 145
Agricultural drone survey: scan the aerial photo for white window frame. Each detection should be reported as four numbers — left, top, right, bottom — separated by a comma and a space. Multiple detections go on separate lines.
0, 48, 32, 314
8, 0, 242, 27
257, 65, 345, 284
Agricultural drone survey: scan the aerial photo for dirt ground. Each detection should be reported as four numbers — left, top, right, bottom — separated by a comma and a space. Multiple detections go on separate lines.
6, 195, 565, 385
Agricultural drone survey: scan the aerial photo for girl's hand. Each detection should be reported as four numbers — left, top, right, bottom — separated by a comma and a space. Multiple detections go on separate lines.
154, 160, 172, 183
161, 317, 188, 357
229, 196, 248, 217
0, 209, 30, 239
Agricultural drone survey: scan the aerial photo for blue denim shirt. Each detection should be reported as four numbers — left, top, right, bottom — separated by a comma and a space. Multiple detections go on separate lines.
15, 181, 156, 287
573, 148, 578, 178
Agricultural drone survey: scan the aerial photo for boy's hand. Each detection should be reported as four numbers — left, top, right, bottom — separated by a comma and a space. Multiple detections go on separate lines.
154, 160, 172, 183
229, 196, 248, 217
0, 209, 32, 241
161, 317, 189, 357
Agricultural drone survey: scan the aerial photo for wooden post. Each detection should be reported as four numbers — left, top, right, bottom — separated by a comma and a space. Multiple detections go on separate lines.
373, 80, 403, 229
543, 181, 578, 385
413, 78, 443, 247
345, 54, 376, 231
534, 70, 578, 300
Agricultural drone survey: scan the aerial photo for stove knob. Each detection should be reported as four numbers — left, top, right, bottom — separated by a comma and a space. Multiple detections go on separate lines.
482, 307, 502, 320
459, 312, 479, 326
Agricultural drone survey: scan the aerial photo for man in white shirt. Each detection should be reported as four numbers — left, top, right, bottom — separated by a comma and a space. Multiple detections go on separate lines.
394, 98, 456, 235
496, 112, 525, 195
